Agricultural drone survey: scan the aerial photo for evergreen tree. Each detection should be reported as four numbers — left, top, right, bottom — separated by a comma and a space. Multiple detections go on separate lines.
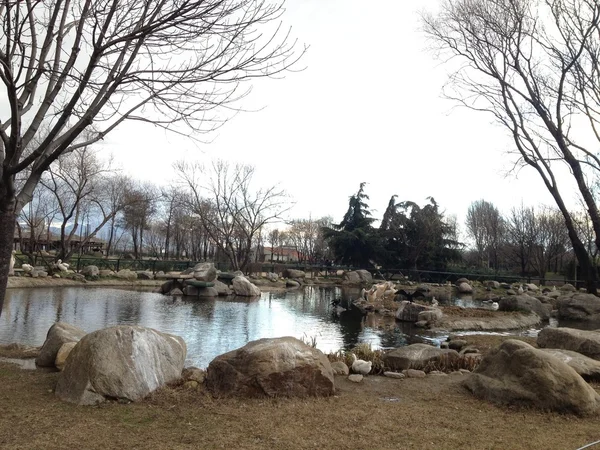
322, 183, 380, 267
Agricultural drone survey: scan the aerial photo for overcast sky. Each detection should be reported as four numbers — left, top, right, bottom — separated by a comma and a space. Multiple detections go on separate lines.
101, 0, 571, 230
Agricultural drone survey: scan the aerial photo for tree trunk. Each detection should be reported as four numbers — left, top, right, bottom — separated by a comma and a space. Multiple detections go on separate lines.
0, 210, 17, 317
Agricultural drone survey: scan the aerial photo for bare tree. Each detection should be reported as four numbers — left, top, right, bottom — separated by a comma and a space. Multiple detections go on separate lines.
177, 159, 291, 271
505, 203, 536, 276
39, 146, 116, 260
267, 228, 281, 263
423, 0, 600, 292
286, 216, 332, 263
100, 174, 134, 257
465, 200, 504, 269
120, 182, 158, 259
17, 187, 58, 263
0, 1, 304, 313
530, 206, 570, 281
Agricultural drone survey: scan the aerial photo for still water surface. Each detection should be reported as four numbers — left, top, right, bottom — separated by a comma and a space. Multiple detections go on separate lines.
0, 286, 431, 368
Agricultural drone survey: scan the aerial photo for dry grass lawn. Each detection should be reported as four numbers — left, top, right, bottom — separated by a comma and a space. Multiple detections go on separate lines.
1, 334, 600, 450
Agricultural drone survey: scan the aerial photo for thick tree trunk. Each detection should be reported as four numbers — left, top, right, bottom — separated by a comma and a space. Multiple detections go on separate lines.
0, 210, 17, 317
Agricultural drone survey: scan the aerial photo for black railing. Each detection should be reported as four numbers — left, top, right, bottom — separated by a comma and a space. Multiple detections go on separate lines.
12, 255, 582, 287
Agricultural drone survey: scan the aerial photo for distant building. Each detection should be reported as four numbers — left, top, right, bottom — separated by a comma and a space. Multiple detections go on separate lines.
262, 246, 302, 263
14, 229, 105, 254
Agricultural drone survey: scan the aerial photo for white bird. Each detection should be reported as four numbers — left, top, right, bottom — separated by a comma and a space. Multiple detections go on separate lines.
56, 259, 69, 272
351, 353, 372, 375
517, 285, 524, 295
431, 296, 439, 308
359, 288, 367, 301
21, 264, 33, 273
491, 302, 499, 311
552, 285, 556, 291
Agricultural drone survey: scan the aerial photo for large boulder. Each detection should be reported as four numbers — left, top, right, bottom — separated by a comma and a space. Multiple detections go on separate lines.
383, 343, 459, 371
537, 327, 600, 360
557, 294, 600, 321
540, 348, 600, 380
137, 271, 154, 280
81, 265, 99, 277
55, 326, 186, 405
36, 322, 87, 367
115, 269, 137, 280
395, 301, 429, 322
205, 337, 334, 398
498, 295, 550, 320
232, 276, 261, 296
55, 342, 77, 371
193, 262, 217, 282
342, 270, 373, 285
485, 280, 500, 289
213, 279, 233, 296
457, 282, 473, 294
463, 339, 600, 415
282, 268, 306, 279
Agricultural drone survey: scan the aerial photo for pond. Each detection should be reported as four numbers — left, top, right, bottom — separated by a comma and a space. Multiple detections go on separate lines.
0, 285, 434, 368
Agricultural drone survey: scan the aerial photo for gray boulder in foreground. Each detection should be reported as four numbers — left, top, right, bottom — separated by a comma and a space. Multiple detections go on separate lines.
36, 322, 86, 367
55, 325, 186, 405
537, 327, 600, 360
205, 337, 334, 398
464, 339, 599, 415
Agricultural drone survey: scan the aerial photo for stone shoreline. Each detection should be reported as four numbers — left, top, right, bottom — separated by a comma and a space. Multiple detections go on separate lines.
433, 312, 542, 332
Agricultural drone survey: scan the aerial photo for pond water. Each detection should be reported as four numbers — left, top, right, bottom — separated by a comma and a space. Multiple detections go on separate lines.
1, 285, 589, 368
0, 286, 432, 368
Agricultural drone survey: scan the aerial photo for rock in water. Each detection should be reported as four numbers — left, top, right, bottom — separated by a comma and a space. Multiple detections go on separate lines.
205, 337, 334, 398
192, 262, 217, 282
463, 339, 600, 415
55, 325, 186, 405
231, 275, 261, 296
36, 322, 87, 367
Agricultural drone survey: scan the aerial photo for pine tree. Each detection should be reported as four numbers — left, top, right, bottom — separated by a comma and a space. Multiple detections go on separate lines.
322, 183, 380, 267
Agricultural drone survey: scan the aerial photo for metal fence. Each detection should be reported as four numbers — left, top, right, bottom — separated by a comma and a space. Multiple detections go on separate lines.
13, 255, 581, 287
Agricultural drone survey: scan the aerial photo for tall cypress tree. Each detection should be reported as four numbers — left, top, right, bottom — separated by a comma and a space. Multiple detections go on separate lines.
322, 183, 380, 266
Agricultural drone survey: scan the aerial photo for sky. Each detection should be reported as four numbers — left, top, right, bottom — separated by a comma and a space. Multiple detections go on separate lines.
100, 0, 568, 229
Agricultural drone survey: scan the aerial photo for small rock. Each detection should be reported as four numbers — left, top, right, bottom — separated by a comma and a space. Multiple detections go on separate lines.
182, 367, 205, 384
183, 380, 199, 389
448, 340, 468, 351
383, 371, 405, 379
348, 374, 363, 383
403, 369, 426, 378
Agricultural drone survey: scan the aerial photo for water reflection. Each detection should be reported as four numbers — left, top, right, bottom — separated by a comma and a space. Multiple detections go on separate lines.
0, 286, 434, 368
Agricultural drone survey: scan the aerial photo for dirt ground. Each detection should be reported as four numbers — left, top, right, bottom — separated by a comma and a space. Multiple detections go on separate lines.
1, 335, 600, 450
